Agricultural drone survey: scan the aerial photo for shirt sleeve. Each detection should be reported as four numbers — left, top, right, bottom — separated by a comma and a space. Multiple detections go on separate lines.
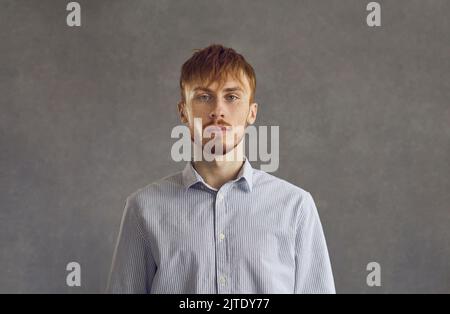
294, 192, 336, 294
106, 197, 157, 293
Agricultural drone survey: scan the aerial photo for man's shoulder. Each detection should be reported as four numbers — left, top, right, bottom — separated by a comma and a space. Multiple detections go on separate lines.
253, 169, 320, 222
125, 170, 184, 208
253, 168, 311, 199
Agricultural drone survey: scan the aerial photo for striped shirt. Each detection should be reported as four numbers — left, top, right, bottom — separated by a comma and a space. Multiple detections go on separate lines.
107, 158, 335, 294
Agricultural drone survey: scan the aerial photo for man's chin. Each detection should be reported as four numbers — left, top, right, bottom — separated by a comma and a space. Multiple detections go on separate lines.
192, 135, 245, 160
209, 145, 235, 156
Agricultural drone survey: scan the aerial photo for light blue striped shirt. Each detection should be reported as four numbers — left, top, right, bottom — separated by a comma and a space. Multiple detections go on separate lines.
107, 158, 335, 294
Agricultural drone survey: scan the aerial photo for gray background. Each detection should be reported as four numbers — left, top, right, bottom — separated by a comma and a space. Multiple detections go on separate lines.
1, 0, 449, 293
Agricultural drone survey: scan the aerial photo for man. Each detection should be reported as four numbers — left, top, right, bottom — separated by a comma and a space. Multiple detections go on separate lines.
107, 44, 335, 293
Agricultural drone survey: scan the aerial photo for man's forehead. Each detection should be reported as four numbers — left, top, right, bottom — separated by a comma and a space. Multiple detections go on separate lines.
187, 75, 250, 93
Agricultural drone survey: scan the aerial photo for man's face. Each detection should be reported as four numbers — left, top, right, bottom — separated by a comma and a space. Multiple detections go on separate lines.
178, 74, 258, 156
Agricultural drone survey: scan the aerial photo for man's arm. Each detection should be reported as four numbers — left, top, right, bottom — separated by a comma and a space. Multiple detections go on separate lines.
294, 192, 336, 294
106, 197, 157, 293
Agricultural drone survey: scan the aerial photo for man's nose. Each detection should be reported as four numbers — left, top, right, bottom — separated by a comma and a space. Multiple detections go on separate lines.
208, 98, 226, 119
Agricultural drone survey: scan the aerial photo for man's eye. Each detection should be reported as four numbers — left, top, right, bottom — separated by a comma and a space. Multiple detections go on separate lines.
197, 94, 212, 102
226, 95, 239, 102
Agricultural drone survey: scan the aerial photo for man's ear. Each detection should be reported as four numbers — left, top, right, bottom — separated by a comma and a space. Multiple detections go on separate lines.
177, 101, 189, 123
246, 102, 258, 125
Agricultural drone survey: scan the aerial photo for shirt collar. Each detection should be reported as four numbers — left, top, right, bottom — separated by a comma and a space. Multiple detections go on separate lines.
181, 157, 253, 192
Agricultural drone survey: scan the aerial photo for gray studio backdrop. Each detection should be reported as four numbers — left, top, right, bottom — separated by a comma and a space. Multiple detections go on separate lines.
1, 0, 449, 293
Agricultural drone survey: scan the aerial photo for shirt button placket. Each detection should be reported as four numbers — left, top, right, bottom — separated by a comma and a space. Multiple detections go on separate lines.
215, 190, 229, 293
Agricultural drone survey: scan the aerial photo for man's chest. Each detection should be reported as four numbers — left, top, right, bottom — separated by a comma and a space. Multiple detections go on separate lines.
142, 195, 297, 269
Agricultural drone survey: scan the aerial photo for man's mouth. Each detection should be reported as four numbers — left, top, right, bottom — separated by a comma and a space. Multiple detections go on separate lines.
205, 125, 231, 132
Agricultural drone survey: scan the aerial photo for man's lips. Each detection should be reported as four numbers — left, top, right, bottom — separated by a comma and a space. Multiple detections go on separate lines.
204, 125, 231, 132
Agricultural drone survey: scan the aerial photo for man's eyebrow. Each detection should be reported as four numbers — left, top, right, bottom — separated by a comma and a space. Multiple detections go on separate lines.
192, 86, 244, 93
223, 86, 244, 93
193, 87, 213, 93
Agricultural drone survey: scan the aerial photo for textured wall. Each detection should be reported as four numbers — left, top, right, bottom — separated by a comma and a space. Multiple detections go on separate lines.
1, 0, 449, 293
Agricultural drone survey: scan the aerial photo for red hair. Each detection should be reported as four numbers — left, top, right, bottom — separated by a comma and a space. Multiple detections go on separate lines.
179, 44, 256, 103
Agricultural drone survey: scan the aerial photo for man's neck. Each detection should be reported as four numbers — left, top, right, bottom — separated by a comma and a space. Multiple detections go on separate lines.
192, 154, 245, 190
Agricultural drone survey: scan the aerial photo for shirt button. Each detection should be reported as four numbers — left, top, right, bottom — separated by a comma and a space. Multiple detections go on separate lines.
217, 193, 224, 202
219, 276, 226, 285
219, 233, 225, 241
